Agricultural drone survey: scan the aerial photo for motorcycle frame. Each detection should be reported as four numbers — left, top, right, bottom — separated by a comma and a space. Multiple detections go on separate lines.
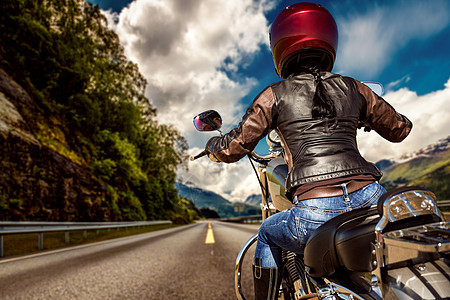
258, 163, 276, 221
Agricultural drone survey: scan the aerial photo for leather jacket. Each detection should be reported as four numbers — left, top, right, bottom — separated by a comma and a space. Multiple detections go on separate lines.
206, 72, 412, 196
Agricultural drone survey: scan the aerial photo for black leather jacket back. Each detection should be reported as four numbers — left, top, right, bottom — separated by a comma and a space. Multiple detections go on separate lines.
271, 72, 382, 195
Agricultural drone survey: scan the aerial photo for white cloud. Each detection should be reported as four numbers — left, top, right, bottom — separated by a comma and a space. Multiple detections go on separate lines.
386, 75, 411, 91
104, 0, 275, 139
335, 1, 450, 77
101, 0, 275, 203
178, 147, 260, 202
357, 78, 450, 161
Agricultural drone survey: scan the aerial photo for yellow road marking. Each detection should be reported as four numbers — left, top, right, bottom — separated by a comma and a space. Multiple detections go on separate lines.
205, 222, 215, 244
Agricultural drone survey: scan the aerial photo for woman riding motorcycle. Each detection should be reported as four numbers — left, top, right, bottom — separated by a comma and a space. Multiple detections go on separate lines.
204, 3, 412, 299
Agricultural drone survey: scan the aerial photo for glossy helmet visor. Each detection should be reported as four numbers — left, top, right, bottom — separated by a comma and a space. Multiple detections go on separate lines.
270, 2, 338, 78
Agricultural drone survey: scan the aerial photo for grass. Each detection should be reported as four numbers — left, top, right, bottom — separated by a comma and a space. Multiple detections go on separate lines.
382, 150, 450, 183
0, 223, 183, 259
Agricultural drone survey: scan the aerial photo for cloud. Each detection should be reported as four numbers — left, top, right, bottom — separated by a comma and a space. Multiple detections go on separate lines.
101, 0, 276, 203
386, 75, 411, 91
335, 1, 450, 77
178, 147, 260, 202
104, 0, 275, 140
357, 78, 450, 161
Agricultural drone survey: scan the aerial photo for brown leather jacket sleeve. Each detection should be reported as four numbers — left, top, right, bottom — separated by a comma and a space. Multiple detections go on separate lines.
206, 87, 276, 163
356, 80, 412, 142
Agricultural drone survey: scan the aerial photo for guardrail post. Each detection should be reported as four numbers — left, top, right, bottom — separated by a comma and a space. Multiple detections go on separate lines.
83, 230, 87, 239
38, 232, 43, 250
65, 231, 70, 243
0, 235, 4, 257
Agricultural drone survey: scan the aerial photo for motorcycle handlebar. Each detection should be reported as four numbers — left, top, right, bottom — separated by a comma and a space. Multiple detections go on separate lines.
248, 151, 277, 163
189, 150, 208, 161
190, 150, 276, 162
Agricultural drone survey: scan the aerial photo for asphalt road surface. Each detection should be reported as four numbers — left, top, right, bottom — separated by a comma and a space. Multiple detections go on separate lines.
0, 221, 260, 299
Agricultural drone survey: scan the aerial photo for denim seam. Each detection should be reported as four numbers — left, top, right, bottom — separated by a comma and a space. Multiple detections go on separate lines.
297, 216, 324, 224
296, 205, 350, 214
341, 183, 382, 211
358, 183, 382, 207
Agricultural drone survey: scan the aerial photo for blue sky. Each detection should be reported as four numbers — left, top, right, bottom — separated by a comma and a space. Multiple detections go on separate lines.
89, 0, 450, 95
87, 0, 450, 201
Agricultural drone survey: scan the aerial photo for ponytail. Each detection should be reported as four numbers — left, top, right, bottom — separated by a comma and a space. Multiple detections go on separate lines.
305, 65, 336, 119
286, 54, 337, 119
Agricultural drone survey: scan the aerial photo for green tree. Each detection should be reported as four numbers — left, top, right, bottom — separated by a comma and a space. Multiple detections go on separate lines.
0, 0, 194, 222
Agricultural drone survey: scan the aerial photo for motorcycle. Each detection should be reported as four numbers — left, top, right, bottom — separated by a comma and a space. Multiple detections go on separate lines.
191, 101, 450, 299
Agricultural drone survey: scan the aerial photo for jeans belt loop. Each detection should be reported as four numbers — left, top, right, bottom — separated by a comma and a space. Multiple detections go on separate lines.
341, 183, 351, 202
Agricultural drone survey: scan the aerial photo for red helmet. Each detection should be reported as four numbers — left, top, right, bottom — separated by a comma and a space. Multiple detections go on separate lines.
270, 2, 338, 78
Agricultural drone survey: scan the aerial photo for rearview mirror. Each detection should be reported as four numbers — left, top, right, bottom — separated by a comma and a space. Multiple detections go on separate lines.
363, 81, 384, 96
193, 110, 223, 131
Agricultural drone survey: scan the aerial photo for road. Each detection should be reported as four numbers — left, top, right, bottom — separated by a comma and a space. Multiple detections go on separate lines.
0, 221, 259, 300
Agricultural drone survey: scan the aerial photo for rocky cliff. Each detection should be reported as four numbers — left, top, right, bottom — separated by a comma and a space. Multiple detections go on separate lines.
0, 68, 111, 221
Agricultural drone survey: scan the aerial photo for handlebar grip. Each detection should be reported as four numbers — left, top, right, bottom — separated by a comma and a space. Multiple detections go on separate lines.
190, 150, 208, 161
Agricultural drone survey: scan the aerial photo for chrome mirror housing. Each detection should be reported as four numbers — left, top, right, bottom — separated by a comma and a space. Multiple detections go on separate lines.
363, 81, 384, 96
193, 110, 223, 132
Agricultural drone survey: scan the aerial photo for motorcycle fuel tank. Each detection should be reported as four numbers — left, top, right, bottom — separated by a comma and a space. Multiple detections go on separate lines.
266, 157, 292, 211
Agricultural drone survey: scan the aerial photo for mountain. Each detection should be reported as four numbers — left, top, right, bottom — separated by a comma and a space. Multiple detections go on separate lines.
375, 159, 394, 171
244, 194, 262, 206
379, 136, 450, 200
175, 182, 259, 218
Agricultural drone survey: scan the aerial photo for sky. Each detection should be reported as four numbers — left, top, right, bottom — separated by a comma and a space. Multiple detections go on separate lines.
87, 0, 450, 203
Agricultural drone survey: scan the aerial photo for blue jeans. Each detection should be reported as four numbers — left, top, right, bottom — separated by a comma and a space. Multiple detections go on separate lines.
254, 182, 386, 268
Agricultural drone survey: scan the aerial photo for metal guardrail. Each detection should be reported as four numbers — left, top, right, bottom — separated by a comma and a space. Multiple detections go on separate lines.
221, 215, 262, 223
0, 220, 172, 257
438, 200, 450, 208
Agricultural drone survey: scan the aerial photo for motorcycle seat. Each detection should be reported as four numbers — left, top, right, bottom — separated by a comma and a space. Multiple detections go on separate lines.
304, 206, 380, 278
304, 186, 442, 278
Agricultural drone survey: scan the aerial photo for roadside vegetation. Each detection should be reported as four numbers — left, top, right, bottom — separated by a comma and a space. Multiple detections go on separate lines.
0, 0, 196, 222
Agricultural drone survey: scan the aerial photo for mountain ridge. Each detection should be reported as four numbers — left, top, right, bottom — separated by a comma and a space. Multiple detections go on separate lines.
175, 182, 259, 218
379, 136, 450, 199
377, 136, 449, 169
